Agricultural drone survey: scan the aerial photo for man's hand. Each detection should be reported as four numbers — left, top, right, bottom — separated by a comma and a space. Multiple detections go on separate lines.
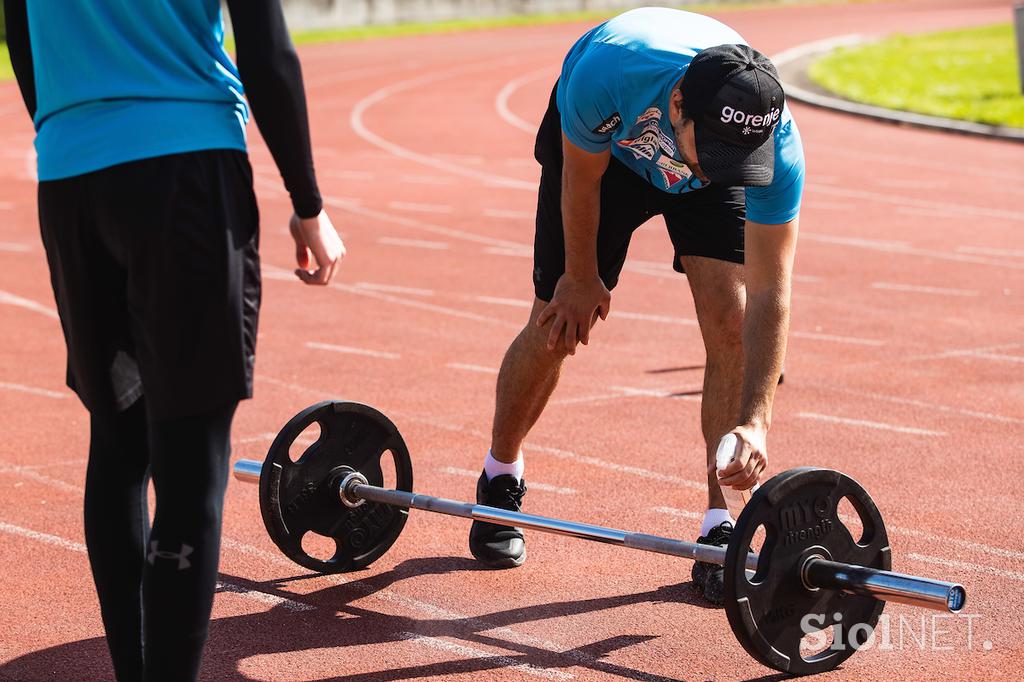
536, 273, 610, 354
290, 211, 345, 285
716, 424, 768, 491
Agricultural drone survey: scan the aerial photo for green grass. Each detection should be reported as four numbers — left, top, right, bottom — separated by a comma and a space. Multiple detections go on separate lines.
0, 43, 10, 81
809, 23, 1024, 129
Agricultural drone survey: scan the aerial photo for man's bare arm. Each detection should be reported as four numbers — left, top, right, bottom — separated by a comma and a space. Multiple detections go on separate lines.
718, 215, 799, 490
536, 134, 612, 352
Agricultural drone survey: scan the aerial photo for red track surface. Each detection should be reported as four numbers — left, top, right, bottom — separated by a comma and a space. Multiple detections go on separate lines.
1, 0, 1021, 679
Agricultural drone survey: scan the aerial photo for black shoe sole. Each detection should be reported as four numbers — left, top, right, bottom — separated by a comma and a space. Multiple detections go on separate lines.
469, 545, 527, 569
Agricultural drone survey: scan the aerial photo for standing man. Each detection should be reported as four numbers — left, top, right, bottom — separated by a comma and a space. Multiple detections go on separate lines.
468, 8, 805, 606
5, 1, 343, 679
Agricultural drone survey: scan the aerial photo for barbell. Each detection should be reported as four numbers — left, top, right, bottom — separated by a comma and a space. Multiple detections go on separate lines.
233, 400, 967, 676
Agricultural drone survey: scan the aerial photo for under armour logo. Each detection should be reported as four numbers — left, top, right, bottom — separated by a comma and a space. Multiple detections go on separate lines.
148, 541, 194, 570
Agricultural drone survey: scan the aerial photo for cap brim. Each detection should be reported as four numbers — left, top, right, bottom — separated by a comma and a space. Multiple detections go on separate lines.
695, 124, 775, 187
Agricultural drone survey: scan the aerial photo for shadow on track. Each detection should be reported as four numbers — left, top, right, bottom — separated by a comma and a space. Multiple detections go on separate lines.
0, 556, 727, 681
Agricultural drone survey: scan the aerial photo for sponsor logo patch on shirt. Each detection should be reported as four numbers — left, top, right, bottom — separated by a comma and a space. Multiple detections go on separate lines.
592, 113, 622, 135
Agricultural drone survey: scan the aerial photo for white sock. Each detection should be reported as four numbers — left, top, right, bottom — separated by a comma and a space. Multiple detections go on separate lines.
484, 450, 524, 482
701, 508, 735, 536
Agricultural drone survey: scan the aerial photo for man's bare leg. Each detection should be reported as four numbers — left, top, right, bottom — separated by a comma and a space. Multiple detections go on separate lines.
470, 297, 570, 567
680, 254, 746, 602
682, 255, 747, 512
490, 297, 571, 462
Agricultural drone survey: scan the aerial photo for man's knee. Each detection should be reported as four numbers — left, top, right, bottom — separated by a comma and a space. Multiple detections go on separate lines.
701, 302, 744, 364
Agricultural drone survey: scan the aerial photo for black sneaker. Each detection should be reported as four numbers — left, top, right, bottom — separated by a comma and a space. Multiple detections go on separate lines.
691, 522, 733, 606
468, 472, 527, 568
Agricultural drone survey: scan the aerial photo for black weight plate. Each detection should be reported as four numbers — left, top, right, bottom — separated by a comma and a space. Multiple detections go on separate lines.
258, 401, 413, 573
724, 467, 890, 676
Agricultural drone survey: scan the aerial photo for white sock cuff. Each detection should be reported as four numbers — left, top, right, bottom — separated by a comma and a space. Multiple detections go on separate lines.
701, 508, 735, 536
484, 450, 524, 482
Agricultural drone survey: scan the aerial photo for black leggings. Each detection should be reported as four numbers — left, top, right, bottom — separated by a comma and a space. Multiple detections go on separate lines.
84, 398, 236, 682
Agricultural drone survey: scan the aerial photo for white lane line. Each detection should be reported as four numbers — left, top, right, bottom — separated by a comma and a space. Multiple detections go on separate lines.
388, 201, 454, 214
650, 507, 703, 521
0, 241, 30, 252
377, 236, 451, 250
475, 295, 530, 308
957, 245, 1024, 259
335, 283, 520, 329
908, 553, 1024, 584
399, 632, 575, 681
440, 466, 577, 495
801, 232, 1024, 271
968, 351, 1024, 364
354, 282, 435, 296
0, 289, 59, 319
495, 67, 551, 134
485, 246, 533, 258
325, 196, 525, 249
236, 432, 280, 445
797, 412, 945, 436
811, 143, 1024, 185
305, 342, 400, 360
0, 520, 315, 612
215, 581, 314, 612
0, 520, 87, 553
871, 282, 979, 297
615, 311, 698, 326
807, 184, 1024, 224
446, 362, 499, 374
484, 209, 535, 220
818, 385, 1024, 426
0, 462, 81, 493
349, 58, 535, 190
0, 382, 68, 399
610, 386, 702, 404
898, 342, 1024, 365
789, 331, 885, 347
472, 296, 699, 327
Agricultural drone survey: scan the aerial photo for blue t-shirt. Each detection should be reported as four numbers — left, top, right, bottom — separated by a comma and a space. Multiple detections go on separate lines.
26, 0, 249, 181
557, 8, 804, 224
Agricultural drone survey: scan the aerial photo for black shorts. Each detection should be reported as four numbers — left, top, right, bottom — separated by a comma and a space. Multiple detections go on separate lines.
38, 150, 261, 419
532, 84, 745, 301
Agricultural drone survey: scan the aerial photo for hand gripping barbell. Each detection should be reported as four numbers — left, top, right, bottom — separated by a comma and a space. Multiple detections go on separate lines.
233, 401, 966, 676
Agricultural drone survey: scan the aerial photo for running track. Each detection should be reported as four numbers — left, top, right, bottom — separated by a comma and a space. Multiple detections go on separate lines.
0, 0, 1021, 679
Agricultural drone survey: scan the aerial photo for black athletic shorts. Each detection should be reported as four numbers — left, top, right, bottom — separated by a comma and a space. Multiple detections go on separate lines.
38, 149, 261, 419
532, 83, 746, 301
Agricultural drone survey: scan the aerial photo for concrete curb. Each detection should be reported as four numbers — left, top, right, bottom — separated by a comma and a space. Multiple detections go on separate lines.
772, 34, 1024, 143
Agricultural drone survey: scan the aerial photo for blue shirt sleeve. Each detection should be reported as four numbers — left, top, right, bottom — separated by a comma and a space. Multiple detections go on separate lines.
557, 46, 623, 153
745, 114, 805, 225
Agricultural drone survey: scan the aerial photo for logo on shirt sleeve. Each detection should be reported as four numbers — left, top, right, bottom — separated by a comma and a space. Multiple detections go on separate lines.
592, 113, 622, 135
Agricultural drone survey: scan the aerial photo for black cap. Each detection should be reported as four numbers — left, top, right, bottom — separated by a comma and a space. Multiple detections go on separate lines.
681, 44, 784, 187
